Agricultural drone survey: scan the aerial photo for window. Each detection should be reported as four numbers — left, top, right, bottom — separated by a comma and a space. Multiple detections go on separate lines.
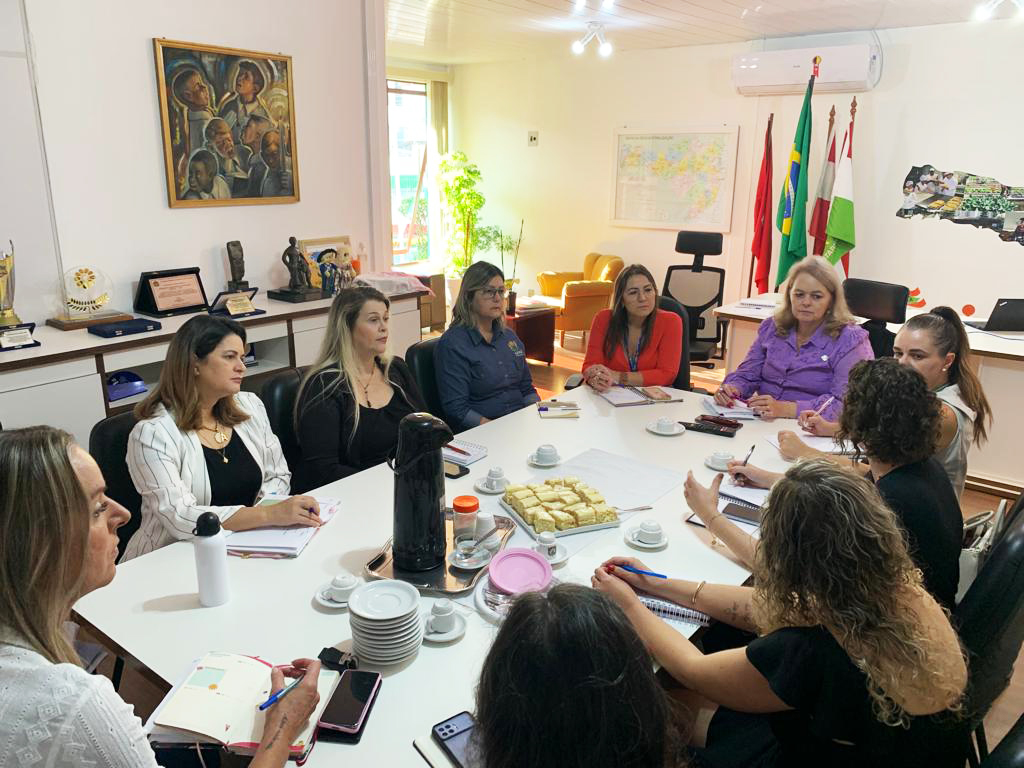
387, 80, 429, 264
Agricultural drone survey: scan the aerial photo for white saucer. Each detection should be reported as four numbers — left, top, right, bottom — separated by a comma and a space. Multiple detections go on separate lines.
624, 527, 668, 551
527, 454, 561, 468
422, 612, 468, 643
646, 421, 685, 437
473, 478, 507, 495
533, 543, 569, 566
348, 580, 421, 621
447, 548, 493, 571
704, 458, 731, 472
314, 582, 352, 610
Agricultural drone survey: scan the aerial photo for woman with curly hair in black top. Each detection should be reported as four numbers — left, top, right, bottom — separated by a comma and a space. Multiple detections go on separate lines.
723, 358, 963, 609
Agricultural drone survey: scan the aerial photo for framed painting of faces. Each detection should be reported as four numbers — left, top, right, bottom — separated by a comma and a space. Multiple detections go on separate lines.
153, 39, 300, 208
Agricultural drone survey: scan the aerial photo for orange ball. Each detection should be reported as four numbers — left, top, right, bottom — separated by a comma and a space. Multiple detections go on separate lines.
963, 304, 976, 317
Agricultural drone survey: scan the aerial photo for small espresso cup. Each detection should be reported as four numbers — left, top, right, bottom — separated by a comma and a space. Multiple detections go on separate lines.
430, 599, 456, 634
710, 451, 734, 469
475, 511, 499, 550
636, 519, 664, 545
484, 467, 506, 490
533, 444, 560, 464
534, 530, 558, 558
656, 417, 676, 434
328, 572, 358, 603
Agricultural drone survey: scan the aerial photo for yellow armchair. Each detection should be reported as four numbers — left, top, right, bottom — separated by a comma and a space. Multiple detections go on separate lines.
537, 253, 624, 345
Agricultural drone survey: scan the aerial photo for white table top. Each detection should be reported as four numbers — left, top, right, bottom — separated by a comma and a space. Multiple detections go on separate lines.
715, 294, 1024, 363
74, 387, 796, 766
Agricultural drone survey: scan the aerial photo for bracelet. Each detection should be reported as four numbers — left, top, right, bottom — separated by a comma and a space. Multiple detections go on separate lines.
706, 513, 724, 529
618, 371, 626, 385
692, 580, 707, 607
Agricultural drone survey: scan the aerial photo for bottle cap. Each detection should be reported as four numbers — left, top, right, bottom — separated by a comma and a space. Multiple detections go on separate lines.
193, 511, 222, 537
452, 495, 479, 514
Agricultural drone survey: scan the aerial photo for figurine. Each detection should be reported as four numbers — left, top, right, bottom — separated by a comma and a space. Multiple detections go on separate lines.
226, 240, 249, 291
317, 248, 339, 296
336, 248, 357, 290
282, 236, 311, 290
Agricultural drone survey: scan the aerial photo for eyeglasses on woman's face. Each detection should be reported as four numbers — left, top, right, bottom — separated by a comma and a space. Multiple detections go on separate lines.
478, 287, 507, 300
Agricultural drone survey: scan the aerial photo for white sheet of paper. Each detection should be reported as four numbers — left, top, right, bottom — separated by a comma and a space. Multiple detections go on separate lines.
224, 496, 340, 554
532, 448, 684, 510
765, 433, 853, 455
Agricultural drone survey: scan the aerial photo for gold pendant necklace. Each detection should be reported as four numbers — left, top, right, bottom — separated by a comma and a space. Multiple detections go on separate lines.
357, 366, 375, 408
201, 422, 230, 462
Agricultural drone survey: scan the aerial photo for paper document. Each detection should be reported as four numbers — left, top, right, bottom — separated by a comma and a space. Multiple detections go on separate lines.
224, 496, 340, 557
765, 433, 853, 455
702, 397, 757, 420
532, 448, 684, 510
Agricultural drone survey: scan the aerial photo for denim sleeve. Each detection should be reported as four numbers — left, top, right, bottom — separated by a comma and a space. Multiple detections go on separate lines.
435, 333, 484, 429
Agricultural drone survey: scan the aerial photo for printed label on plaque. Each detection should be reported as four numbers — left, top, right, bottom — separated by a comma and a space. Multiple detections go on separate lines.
0, 327, 33, 348
225, 295, 256, 316
150, 274, 205, 311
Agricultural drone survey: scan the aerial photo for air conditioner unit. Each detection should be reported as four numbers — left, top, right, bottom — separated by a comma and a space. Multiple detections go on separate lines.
732, 44, 881, 96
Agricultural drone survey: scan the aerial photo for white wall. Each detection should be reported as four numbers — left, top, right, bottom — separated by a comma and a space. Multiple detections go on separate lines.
451, 20, 1024, 314
15, 0, 378, 320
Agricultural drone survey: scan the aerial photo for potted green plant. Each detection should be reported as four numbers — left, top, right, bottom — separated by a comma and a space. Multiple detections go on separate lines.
439, 152, 487, 306
479, 220, 524, 314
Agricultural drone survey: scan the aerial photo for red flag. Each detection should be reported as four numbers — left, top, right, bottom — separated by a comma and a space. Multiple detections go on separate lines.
751, 117, 773, 295
808, 115, 837, 255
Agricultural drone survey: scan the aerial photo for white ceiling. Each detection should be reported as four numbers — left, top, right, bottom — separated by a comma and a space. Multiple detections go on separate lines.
386, 0, 1016, 64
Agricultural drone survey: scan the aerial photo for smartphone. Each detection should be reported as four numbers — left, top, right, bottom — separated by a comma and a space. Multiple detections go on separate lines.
317, 670, 382, 736
444, 461, 470, 479
431, 711, 480, 768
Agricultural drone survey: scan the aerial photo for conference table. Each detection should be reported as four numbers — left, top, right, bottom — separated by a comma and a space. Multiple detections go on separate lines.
715, 295, 1024, 495
75, 386, 799, 766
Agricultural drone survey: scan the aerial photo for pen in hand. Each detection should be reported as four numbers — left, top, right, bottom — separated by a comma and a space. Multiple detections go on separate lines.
741, 444, 755, 466
615, 563, 668, 579
258, 673, 304, 711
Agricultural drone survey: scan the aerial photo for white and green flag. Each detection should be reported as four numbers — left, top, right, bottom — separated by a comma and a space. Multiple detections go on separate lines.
823, 120, 854, 275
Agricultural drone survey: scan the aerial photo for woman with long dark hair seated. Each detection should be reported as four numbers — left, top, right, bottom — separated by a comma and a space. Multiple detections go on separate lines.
595, 459, 967, 767
0, 426, 321, 768
435, 261, 539, 429
294, 286, 425, 490
123, 315, 319, 560
581, 264, 682, 391
475, 583, 683, 768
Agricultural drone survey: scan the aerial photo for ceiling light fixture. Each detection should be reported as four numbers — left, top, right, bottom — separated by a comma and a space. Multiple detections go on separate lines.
973, 0, 1024, 19
572, 22, 613, 56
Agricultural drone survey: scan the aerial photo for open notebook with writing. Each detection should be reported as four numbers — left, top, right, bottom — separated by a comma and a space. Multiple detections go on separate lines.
442, 439, 487, 466
147, 652, 340, 763
224, 496, 341, 557
598, 385, 686, 407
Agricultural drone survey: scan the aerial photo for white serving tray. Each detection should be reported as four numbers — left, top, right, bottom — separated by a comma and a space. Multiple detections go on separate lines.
499, 499, 621, 540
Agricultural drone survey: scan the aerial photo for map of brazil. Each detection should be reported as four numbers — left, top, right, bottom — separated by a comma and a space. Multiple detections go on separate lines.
612, 128, 738, 232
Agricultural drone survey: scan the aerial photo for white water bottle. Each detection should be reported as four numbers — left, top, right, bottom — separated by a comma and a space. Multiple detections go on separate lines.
193, 512, 230, 607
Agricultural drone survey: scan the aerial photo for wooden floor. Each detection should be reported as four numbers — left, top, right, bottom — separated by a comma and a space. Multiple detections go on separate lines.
85, 330, 1023, 754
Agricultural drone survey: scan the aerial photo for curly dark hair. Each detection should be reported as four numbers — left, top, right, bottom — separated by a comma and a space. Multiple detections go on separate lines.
837, 358, 941, 466
475, 584, 683, 768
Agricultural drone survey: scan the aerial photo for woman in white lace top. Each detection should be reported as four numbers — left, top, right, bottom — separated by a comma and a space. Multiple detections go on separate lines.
0, 426, 321, 768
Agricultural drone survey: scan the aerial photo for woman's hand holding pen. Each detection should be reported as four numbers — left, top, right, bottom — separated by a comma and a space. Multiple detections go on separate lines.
725, 461, 779, 489
714, 383, 742, 406
265, 496, 321, 528
257, 659, 321, 759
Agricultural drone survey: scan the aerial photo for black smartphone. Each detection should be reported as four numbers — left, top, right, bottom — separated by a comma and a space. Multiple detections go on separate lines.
444, 461, 470, 479
431, 711, 480, 768
317, 670, 382, 741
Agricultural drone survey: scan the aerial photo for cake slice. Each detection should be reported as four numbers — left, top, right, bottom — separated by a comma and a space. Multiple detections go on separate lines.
532, 509, 556, 533
502, 484, 527, 503
592, 503, 616, 523
558, 491, 581, 506
541, 500, 566, 512
566, 503, 596, 527
535, 490, 559, 503
579, 487, 605, 505
548, 510, 576, 530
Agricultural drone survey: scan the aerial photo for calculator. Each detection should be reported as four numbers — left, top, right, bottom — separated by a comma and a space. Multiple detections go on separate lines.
679, 421, 738, 438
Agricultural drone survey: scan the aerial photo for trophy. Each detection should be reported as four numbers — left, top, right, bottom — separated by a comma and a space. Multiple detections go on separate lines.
0, 240, 20, 327
46, 265, 133, 331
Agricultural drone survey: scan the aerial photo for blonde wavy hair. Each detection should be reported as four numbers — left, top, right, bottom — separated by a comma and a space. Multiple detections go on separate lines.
773, 255, 856, 339
753, 459, 965, 726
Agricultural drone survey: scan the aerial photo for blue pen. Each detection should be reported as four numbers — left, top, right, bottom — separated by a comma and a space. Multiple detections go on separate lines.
618, 564, 667, 579
257, 674, 304, 711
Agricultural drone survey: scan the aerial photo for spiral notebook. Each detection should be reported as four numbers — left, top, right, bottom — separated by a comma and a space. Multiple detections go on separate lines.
442, 439, 487, 466
599, 385, 686, 407
637, 594, 711, 634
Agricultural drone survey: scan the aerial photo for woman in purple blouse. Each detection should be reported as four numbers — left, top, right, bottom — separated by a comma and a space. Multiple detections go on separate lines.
716, 256, 872, 420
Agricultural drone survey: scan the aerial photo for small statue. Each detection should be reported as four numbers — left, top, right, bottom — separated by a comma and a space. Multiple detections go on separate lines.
0, 240, 20, 327
282, 236, 311, 290
226, 240, 249, 291
317, 249, 339, 296
336, 248, 357, 290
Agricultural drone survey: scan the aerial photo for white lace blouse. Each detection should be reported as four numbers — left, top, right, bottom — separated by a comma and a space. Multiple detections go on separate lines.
0, 634, 160, 768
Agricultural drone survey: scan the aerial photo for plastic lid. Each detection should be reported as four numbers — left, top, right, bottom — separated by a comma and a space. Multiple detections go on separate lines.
452, 495, 479, 514
192, 511, 222, 537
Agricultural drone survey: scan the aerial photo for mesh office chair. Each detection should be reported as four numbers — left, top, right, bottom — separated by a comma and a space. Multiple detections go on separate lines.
663, 232, 726, 369
955, 505, 1024, 766
842, 278, 910, 358
261, 367, 307, 489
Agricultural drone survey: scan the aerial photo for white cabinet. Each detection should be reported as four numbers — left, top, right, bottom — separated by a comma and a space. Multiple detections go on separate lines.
390, 296, 421, 359
0, 374, 106, 446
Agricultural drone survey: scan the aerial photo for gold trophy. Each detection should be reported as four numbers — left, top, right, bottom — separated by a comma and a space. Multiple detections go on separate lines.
47, 265, 132, 331
0, 240, 20, 328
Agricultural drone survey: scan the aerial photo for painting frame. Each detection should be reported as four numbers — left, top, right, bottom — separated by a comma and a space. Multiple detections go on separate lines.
153, 38, 301, 208
299, 235, 352, 292
609, 124, 739, 233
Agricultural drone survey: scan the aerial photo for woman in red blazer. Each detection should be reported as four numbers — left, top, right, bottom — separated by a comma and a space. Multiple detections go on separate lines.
582, 264, 682, 390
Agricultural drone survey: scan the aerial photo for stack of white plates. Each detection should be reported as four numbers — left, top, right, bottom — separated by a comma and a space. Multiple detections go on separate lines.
348, 579, 423, 664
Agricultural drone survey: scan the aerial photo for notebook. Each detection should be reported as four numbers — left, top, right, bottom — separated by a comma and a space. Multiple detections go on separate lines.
686, 497, 761, 536
702, 397, 757, 420
598, 385, 686, 407
224, 496, 341, 557
637, 594, 712, 632
442, 439, 487, 466
147, 652, 340, 763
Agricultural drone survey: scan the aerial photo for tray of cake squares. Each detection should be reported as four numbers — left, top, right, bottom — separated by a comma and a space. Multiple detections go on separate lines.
499, 476, 619, 539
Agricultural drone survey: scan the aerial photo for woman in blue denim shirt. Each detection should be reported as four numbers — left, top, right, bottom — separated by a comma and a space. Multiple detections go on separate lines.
435, 262, 540, 430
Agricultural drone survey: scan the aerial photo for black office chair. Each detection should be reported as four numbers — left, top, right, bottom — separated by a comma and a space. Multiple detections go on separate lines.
842, 278, 910, 358
406, 338, 452, 430
663, 232, 727, 369
983, 711, 1024, 767
261, 367, 307, 486
656, 295, 692, 392
89, 412, 141, 563
955, 503, 1024, 766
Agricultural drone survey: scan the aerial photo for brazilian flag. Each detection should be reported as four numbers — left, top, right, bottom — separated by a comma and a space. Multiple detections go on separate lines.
775, 76, 815, 287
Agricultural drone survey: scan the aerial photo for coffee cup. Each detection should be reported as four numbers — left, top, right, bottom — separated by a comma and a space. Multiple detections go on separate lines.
475, 511, 499, 550
328, 572, 358, 603
429, 599, 456, 634
533, 444, 560, 464
454, 534, 479, 561
534, 530, 558, 558
636, 519, 664, 545
710, 451, 734, 470
484, 467, 507, 491
656, 417, 676, 434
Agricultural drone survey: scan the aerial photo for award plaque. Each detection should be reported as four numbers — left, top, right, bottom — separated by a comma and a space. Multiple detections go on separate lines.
47, 265, 134, 331
134, 267, 209, 317
208, 288, 265, 319
0, 322, 40, 352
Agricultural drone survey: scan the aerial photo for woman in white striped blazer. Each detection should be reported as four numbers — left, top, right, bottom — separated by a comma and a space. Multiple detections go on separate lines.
123, 316, 320, 560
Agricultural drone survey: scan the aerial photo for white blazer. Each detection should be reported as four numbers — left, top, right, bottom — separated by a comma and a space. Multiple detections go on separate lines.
122, 391, 290, 560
